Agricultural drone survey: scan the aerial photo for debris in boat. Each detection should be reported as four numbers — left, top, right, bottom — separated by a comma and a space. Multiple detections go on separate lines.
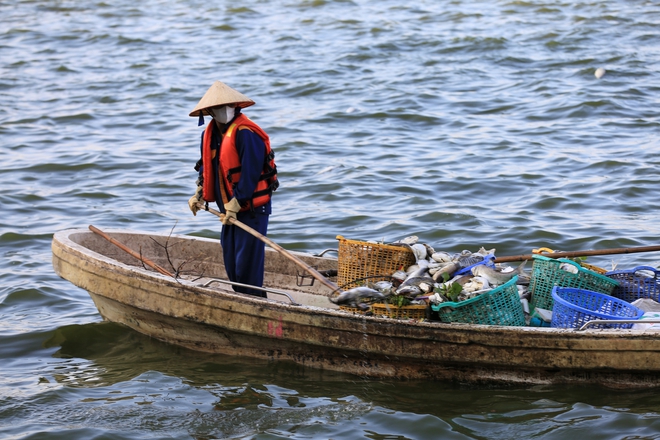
461, 276, 490, 293
529, 307, 552, 327
520, 297, 530, 314
631, 299, 660, 330
330, 286, 385, 310
471, 261, 528, 286
334, 235, 660, 329
631, 298, 660, 312
336, 236, 642, 324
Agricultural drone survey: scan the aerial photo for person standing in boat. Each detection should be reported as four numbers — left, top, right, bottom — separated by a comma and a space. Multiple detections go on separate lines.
187, 81, 278, 297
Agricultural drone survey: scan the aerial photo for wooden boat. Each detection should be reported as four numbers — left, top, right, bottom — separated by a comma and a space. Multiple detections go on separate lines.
51, 228, 660, 388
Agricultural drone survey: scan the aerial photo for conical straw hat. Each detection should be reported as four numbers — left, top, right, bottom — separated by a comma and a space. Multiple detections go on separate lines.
189, 81, 255, 117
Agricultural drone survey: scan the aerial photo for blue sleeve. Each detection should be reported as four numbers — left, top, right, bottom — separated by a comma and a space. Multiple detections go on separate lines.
195, 131, 204, 178
233, 128, 265, 204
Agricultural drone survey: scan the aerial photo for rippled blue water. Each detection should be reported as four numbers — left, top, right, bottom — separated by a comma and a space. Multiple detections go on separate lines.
2, 0, 660, 438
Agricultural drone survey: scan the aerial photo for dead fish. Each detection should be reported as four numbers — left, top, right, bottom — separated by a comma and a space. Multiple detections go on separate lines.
391, 270, 408, 283
431, 262, 461, 281
397, 276, 436, 294
456, 253, 485, 268
431, 251, 452, 263
471, 261, 527, 286
370, 280, 394, 291
475, 247, 496, 256
330, 287, 385, 309
394, 236, 418, 245
410, 243, 428, 261
401, 266, 430, 281
396, 285, 423, 297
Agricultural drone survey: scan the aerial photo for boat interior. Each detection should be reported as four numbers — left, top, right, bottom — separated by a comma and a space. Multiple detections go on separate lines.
68, 229, 341, 309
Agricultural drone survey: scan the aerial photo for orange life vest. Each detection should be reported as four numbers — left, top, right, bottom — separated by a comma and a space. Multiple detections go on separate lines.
201, 114, 278, 211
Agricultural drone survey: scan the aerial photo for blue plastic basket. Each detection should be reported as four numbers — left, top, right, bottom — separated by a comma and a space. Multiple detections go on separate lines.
431, 276, 525, 326
605, 266, 660, 303
551, 287, 644, 329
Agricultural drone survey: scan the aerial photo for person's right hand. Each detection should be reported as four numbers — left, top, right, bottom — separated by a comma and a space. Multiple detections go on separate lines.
221, 197, 241, 225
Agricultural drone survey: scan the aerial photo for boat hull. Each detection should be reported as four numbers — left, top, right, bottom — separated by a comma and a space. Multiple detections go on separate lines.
52, 229, 660, 387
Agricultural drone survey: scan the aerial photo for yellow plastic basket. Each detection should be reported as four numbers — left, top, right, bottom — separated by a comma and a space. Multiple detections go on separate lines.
580, 262, 608, 274
534, 246, 608, 275
336, 235, 416, 289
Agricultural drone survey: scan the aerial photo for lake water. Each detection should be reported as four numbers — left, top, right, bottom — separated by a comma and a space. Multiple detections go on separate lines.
2, 0, 660, 438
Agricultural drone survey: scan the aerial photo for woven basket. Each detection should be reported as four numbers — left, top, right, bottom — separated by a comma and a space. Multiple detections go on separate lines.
371, 303, 427, 320
551, 286, 643, 329
605, 266, 660, 303
336, 235, 416, 289
430, 277, 525, 326
339, 305, 370, 314
529, 255, 619, 311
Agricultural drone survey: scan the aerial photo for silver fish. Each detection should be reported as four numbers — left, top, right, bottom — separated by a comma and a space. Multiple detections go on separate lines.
396, 285, 423, 297
471, 261, 527, 286
402, 266, 430, 280
397, 276, 436, 294
330, 287, 385, 309
391, 269, 408, 282
370, 280, 394, 291
431, 262, 461, 281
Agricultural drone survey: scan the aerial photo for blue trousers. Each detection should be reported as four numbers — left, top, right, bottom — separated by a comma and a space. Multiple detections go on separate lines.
221, 211, 269, 297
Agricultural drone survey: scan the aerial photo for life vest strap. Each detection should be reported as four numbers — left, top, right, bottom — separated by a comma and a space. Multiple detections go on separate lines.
259, 167, 277, 180
227, 165, 242, 183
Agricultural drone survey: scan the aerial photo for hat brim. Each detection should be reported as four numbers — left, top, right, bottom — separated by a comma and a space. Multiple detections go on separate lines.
189, 81, 255, 117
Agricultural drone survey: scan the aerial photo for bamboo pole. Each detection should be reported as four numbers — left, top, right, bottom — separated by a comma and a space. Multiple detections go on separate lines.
196, 203, 342, 294
495, 245, 660, 263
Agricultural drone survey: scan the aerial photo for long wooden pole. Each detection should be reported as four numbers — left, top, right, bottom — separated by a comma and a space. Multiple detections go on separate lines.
197, 202, 342, 294
495, 245, 660, 263
89, 225, 175, 278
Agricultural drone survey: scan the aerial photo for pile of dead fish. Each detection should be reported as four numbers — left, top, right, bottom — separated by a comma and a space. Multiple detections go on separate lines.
330, 236, 530, 311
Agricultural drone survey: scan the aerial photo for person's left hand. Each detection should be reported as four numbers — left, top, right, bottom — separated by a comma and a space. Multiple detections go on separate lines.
222, 198, 241, 225
188, 185, 203, 216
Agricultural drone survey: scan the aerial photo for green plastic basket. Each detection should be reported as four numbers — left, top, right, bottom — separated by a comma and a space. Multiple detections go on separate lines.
529, 254, 619, 311
431, 277, 525, 326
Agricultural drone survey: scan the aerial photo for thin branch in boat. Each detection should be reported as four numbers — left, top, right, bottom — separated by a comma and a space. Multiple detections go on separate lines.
137, 246, 150, 272
149, 222, 214, 280
148, 222, 179, 272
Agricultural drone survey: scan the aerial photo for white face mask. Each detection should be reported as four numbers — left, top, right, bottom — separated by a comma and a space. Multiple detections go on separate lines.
209, 105, 235, 124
